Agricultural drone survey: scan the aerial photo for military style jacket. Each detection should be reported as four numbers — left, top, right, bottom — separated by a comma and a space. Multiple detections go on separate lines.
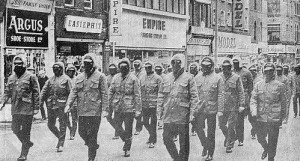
108, 73, 142, 113
40, 74, 72, 110
2, 72, 40, 115
107, 74, 116, 88
220, 73, 245, 111
194, 72, 225, 114
141, 73, 163, 109
250, 79, 286, 123
66, 70, 108, 116
157, 70, 199, 124
275, 75, 289, 97
132, 70, 146, 85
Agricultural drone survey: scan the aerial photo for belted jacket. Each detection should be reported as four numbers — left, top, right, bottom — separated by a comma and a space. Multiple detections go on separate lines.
250, 79, 286, 123
40, 74, 72, 110
220, 73, 245, 111
141, 73, 163, 109
157, 70, 199, 124
66, 70, 108, 116
108, 73, 142, 113
194, 72, 225, 114
2, 72, 40, 115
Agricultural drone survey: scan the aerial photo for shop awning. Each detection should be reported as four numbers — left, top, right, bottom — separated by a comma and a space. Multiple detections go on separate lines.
57, 38, 104, 43
115, 46, 185, 52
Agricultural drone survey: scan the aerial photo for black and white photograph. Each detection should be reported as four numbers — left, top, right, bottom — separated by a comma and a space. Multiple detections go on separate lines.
0, 0, 300, 160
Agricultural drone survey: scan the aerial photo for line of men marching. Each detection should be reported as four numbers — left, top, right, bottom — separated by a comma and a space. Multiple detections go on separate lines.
0, 52, 298, 161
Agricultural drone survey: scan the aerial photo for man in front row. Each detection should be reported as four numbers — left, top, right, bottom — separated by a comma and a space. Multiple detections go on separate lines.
250, 63, 286, 161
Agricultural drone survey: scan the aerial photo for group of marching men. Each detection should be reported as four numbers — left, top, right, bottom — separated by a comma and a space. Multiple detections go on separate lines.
1, 52, 299, 161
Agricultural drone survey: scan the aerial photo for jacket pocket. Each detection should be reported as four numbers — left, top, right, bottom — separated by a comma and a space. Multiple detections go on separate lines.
162, 83, 171, 93
90, 80, 99, 89
22, 97, 32, 103
21, 80, 30, 90
76, 79, 84, 90
178, 83, 188, 94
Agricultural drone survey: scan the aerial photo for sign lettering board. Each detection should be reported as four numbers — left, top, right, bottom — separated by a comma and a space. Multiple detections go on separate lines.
64, 15, 103, 33
6, 9, 48, 47
6, 0, 53, 13
110, 0, 122, 36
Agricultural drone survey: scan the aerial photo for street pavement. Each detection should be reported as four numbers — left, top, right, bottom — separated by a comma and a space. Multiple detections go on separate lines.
1, 104, 300, 161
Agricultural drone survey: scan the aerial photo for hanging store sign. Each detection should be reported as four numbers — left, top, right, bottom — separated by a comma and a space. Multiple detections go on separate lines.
268, 45, 285, 53
286, 45, 296, 53
110, 0, 122, 36
6, 0, 54, 13
6, 9, 48, 47
187, 38, 211, 45
64, 15, 103, 33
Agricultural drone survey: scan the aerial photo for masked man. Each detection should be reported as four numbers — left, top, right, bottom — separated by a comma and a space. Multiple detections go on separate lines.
65, 64, 78, 140
293, 64, 300, 118
109, 58, 142, 157
188, 62, 200, 136
0, 55, 40, 161
250, 63, 286, 161
40, 62, 72, 152
194, 57, 225, 161
219, 58, 245, 153
157, 54, 199, 161
132, 59, 146, 135
66, 53, 109, 161
106, 63, 119, 140
232, 57, 253, 146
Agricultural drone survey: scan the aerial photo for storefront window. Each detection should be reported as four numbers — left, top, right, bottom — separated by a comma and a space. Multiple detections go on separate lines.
145, 0, 153, 8
268, 24, 280, 42
129, 0, 137, 6
173, 0, 179, 13
179, 0, 185, 14
153, 0, 159, 9
159, 0, 166, 11
137, 0, 145, 7
84, 0, 93, 9
65, 0, 74, 6
167, 0, 173, 12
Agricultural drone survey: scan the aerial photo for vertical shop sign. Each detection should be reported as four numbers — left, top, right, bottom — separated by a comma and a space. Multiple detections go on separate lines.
110, 0, 122, 36
6, 9, 48, 47
233, 0, 244, 29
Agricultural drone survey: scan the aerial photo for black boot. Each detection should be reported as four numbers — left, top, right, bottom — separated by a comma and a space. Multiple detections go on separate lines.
88, 145, 99, 161
17, 140, 33, 161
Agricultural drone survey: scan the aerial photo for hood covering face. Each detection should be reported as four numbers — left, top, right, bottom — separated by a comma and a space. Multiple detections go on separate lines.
66, 63, 77, 73
133, 59, 143, 69
144, 61, 155, 72
200, 56, 214, 69
188, 62, 200, 72
13, 54, 27, 68
118, 58, 131, 69
170, 54, 185, 68
82, 53, 97, 68
53, 61, 65, 73
232, 57, 243, 68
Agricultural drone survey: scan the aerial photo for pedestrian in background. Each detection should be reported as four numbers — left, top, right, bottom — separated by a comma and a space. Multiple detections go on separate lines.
219, 58, 245, 153
232, 57, 253, 146
154, 64, 165, 130
141, 61, 162, 148
292, 64, 300, 118
283, 64, 292, 122
194, 57, 225, 161
109, 58, 142, 157
275, 65, 289, 124
66, 53, 109, 161
40, 62, 72, 152
65, 64, 78, 140
157, 54, 199, 161
0, 54, 40, 161
38, 70, 48, 120
250, 63, 287, 161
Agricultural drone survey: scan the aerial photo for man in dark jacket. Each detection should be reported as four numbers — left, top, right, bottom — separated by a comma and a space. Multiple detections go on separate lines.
1, 54, 40, 161
40, 62, 72, 152
38, 70, 48, 120
250, 63, 286, 161
66, 53, 109, 161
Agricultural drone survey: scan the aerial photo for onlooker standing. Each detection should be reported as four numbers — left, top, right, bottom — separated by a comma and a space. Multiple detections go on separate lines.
66, 53, 109, 161
275, 65, 289, 124
250, 63, 287, 161
109, 58, 142, 157
154, 64, 165, 130
157, 54, 199, 161
38, 70, 48, 120
283, 64, 293, 122
0, 54, 40, 161
292, 64, 300, 118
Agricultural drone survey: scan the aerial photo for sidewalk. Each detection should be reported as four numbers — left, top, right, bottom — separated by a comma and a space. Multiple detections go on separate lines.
0, 104, 12, 122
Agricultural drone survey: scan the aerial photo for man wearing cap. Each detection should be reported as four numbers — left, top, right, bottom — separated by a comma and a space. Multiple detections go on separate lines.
248, 65, 263, 139
132, 59, 146, 135
157, 54, 199, 161
292, 64, 300, 118
38, 70, 49, 120
109, 58, 141, 157
40, 62, 72, 152
232, 57, 253, 147
66, 53, 109, 161
106, 63, 119, 140
65, 64, 78, 140
219, 58, 245, 153
250, 63, 286, 161
141, 61, 162, 148
194, 57, 224, 161
0, 55, 40, 161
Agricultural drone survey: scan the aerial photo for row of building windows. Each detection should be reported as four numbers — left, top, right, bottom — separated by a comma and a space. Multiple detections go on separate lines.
65, 0, 93, 9
267, 24, 300, 43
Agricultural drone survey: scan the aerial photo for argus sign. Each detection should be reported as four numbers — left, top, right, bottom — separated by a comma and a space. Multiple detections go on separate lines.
6, 9, 48, 47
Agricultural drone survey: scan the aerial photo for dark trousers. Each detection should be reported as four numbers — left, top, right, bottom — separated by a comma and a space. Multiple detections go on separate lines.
78, 116, 101, 148
12, 114, 33, 145
163, 123, 189, 161
256, 122, 280, 160
106, 109, 119, 137
47, 108, 67, 147
66, 107, 78, 138
40, 103, 46, 119
219, 111, 238, 147
113, 112, 135, 151
135, 113, 143, 132
247, 108, 257, 136
194, 113, 216, 156
143, 108, 157, 143
293, 93, 300, 116
236, 111, 245, 142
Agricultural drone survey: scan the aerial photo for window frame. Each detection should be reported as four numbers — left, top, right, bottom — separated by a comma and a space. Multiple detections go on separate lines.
65, 0, 75, 7
84, 0, 93, 9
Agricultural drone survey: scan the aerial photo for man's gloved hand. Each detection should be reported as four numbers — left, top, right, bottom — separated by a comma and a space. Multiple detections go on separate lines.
33, 110, 39, 115
239, 106, 245, 113
217, 112, 223, 117
102, 111, 108, 118
64, 105, 70, 113
135, 111, 141, 117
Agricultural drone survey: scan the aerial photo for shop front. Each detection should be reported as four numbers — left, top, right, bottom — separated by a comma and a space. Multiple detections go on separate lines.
4, 0, 53, 85
55, 8, 108, 71
268, 45, 296, 65
109, 2, 188, 68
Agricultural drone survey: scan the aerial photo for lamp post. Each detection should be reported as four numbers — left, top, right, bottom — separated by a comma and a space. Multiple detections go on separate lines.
214, 0, 218, 64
